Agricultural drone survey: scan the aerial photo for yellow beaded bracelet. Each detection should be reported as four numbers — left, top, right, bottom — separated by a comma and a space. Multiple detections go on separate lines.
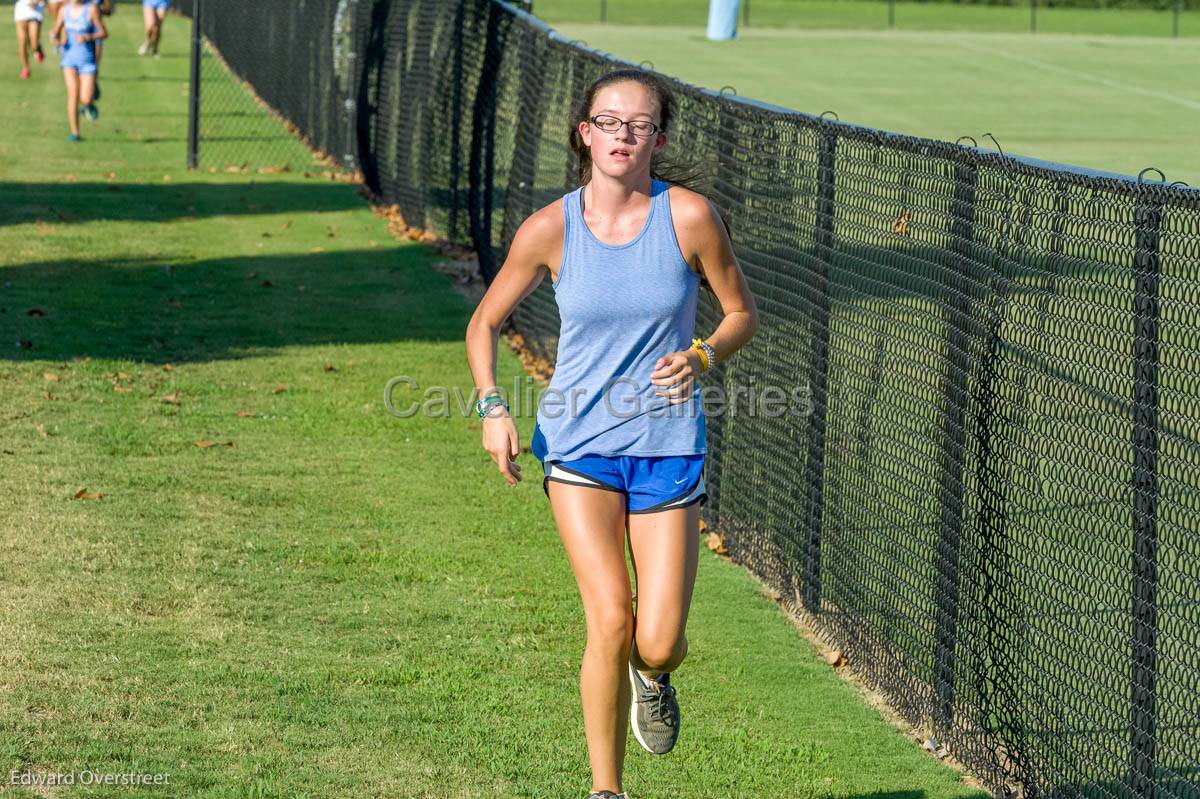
691, 337, 710, 372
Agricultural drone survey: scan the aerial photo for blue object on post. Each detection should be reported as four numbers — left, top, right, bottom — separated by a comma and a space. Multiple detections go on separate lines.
706, 0, 740, 40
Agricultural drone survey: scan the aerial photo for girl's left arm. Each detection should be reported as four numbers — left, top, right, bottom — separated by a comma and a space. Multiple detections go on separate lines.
652, 191, 759, 401
685, 195, 758, 368
91, 4, 107, 40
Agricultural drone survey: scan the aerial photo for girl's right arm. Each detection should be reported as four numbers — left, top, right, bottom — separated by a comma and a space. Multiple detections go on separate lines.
464, 203, 561, 486
48, 7, 64, 44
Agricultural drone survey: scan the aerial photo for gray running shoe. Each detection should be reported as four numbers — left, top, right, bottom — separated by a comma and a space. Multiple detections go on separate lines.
628, 662, 680, 754
586, 792, 629, 799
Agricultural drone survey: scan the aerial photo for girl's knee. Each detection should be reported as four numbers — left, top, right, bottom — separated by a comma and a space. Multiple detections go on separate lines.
585, 606, 635, 653
633, 632, 686, 670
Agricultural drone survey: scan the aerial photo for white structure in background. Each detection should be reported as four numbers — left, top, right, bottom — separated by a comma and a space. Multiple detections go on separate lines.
706, 0, 741, 40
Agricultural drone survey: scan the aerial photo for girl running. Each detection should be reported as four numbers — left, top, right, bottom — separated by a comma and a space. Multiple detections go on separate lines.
14, 0, 46, 80
465, 69, 758, 799
138, 0, 169, 57
49, 0, 105, 140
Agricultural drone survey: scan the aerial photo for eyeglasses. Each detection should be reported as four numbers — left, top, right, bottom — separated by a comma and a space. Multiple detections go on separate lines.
589, 114, 660, 139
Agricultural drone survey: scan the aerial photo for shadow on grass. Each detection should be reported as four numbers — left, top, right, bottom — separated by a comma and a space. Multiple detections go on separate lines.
2, 248, 471, 363
0, 181, 364, 226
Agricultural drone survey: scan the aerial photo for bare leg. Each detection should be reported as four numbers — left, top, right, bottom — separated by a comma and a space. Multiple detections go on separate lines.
78, 72, 95, 106
16, 21, 31, 72
151, 7, 166, 53
627, 502, 701, 679
29, 19, 41, 54
547, 481, 633, 797
63, 67, 80, 135
142, 4, 156, 49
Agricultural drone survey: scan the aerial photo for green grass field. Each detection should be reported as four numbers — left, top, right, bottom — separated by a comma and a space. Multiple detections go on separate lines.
545, 21, 1200, 185
0, 10, 993, 799
536, 0, 1199, 37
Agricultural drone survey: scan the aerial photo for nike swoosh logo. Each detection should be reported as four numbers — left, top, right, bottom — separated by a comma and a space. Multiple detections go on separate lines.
674, 477, 687, 484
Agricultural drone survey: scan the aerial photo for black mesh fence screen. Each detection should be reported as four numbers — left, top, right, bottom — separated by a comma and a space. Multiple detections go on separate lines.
174, 0, 358, 171
177, 2, 1200, 796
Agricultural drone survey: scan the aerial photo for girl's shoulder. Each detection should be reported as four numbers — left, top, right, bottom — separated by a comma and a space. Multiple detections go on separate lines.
514, 196, 566, 260
663, 182, 718, 229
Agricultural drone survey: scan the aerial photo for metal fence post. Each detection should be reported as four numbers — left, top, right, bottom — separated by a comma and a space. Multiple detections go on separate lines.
888, 0, 895, 29
1129, 192, 1162, 799
933, 154, 979, 738
186, 0, 202, 169
1173, 0, 1180, 37
801, 125, 837, 615
1030, 0, 1037, 33
469, 1, 506, 283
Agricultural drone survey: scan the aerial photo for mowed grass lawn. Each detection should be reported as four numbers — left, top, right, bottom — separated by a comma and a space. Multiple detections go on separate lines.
0, 10, 989, 799
547, 21, 1200, 185
536, 0, 1200, 38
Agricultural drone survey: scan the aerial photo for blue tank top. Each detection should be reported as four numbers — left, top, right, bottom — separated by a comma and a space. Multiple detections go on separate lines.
63, 3, 97, 59
530, 178, 707, 462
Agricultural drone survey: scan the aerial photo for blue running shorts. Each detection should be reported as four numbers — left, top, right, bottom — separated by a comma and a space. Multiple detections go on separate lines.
541, 453, 708, 514
60, 53, 97, 74
143, 0, 170, 9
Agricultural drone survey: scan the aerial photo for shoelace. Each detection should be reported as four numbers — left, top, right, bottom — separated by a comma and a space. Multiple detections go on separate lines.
636, 682, 677, 727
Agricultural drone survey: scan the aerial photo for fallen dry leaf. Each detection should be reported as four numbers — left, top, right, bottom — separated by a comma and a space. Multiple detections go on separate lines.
160, 392, 181, 404
113, 384, 132, 393
282, 220, 292, 230
705, 531, 728, 556
237, 411, 257, 418
162, 363, 174, 371
43, 372, 59, 382
73, 488, 106, 500
824, 650, 848, 668
271, 385, 287, 394
323, 363, 337, 372
193, 440, 235, 448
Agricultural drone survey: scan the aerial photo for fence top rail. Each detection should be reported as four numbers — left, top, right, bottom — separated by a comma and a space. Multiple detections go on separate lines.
494, 0, 1200, 206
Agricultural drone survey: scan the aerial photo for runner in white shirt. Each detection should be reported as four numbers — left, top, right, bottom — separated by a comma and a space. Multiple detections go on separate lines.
14, 0, 47, 79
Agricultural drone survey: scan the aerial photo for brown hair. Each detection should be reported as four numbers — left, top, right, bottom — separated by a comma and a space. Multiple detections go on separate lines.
568, 68, 731, 297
